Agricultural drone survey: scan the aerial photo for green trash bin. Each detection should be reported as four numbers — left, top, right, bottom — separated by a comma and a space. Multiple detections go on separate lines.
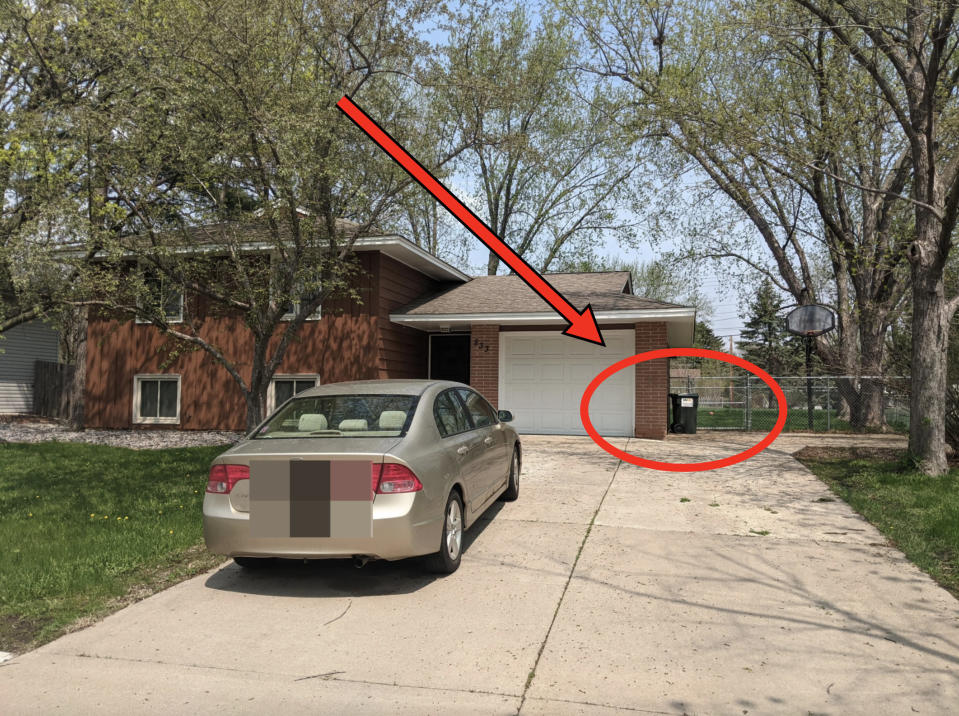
669, 393, 699, 434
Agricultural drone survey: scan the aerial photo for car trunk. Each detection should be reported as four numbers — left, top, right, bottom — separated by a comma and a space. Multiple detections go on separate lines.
218, 436, 403, 514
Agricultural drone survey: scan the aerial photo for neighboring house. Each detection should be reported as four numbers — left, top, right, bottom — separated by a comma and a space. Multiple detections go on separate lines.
84, 232, 695, 438
0, 320, 60, 414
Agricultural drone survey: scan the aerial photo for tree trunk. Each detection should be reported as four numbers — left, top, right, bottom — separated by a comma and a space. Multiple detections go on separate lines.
245, 330, 272, 432
835, 378, 856, 421
487, 250, 500, 276
909, 255, 950, 475
244, 384, 268, 434
853, 327, 887, 430
854, 377, 885, 430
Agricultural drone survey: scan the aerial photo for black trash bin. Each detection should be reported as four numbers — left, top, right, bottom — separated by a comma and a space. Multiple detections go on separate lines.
669, 393, 699, 434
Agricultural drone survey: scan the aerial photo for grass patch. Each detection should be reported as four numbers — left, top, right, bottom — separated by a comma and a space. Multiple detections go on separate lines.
691, 407, 909, 433
795, 447, 959, 599
0, 442, 228, 653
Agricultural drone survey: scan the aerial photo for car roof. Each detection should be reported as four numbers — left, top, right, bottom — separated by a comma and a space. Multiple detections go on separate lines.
294, 379, 468, 399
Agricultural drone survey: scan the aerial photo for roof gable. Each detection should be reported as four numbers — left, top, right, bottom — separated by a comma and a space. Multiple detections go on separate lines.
393, 272, 687, 316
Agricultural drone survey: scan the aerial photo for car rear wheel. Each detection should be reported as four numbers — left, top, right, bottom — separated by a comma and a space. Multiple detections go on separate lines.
233, 556, 274, 570
499, 447, 520, 502
426, 491, 463, 574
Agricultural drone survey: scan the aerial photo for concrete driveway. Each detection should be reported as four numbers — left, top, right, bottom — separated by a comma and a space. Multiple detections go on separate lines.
3, 434, 958, 714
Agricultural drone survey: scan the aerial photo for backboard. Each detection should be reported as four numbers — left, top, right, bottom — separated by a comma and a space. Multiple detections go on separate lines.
785, 304, 835, 337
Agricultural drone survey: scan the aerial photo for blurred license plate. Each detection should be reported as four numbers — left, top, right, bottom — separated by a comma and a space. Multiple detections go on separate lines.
248, 459, 372, 539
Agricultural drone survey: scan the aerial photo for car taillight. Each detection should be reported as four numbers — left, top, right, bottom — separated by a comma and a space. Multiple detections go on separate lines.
370, 463, 423, 494
206, 464, 250, 493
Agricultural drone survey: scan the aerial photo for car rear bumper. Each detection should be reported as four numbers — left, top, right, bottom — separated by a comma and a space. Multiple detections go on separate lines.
202, 492, 442, 561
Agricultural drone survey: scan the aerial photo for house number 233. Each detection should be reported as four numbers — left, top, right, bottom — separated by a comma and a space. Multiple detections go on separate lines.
472, 338, 490, 353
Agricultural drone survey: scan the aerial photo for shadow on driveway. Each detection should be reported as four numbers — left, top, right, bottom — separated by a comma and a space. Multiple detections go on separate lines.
203, 502, 505, 599
574, 539, 959, 670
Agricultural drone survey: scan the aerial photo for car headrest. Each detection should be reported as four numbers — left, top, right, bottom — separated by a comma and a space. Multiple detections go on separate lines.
338, 418, 369, 431
297, 413, 328, 432
378, 410, 407, 430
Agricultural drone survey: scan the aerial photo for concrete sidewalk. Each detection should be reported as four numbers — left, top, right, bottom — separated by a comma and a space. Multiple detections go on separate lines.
2, 434, 957, 714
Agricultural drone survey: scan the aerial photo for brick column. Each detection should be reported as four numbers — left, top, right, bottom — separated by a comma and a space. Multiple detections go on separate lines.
469, 324, 499, 407
635, 322, 668, 439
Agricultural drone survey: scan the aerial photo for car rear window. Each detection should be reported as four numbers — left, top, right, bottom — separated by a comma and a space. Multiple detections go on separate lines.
253, 394, 419, 438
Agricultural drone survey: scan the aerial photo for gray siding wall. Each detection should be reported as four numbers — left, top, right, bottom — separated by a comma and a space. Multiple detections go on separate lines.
0, 321, 60, 414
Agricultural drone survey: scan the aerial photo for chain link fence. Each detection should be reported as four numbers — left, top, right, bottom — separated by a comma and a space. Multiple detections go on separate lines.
668, 375, 910, 433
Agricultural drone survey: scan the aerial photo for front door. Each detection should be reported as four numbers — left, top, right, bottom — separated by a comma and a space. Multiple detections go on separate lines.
430, 334, 470, 384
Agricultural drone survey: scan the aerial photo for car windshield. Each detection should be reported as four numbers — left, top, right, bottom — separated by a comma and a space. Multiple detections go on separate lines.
252, 394, 419, 439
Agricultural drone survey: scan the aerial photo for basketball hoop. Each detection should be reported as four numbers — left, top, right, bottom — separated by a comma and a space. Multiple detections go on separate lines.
786, 305, 835, 337
785, 304, 835, 431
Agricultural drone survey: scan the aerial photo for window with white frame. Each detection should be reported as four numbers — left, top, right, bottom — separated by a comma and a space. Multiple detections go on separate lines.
134, 375, 181, 424
268, 374, 320, 413
136, 269, 183, 324
279, 286, 322, 321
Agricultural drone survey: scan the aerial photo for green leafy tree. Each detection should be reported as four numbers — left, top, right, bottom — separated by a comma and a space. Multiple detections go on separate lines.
380, 89, 473, 270
779, 0, 959, 474
0, 0, 158, 427
561, 0, 913, 433
432, 2, 640, 275
0, 0, 127, 334
6, 0, 450, 431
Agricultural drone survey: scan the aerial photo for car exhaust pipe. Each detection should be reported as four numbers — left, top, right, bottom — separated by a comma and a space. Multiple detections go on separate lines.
352, 555, 371, 569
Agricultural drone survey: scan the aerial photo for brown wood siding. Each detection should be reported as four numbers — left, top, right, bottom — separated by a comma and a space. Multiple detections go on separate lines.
85, 252, 381, 430
374, 253, 437, 379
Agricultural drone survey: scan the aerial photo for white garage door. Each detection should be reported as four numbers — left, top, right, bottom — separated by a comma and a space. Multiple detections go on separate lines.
499, 330, 634, 436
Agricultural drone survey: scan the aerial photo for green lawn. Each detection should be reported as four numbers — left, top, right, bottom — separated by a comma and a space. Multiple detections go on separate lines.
795, 448, 959, 599
0, 442, 228, 653
690, 407, 910, 433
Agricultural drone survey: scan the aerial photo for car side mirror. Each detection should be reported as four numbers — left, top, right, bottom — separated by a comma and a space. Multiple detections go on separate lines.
497, 410, 514, 423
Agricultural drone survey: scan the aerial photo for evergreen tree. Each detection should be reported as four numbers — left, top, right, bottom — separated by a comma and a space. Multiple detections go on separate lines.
694, 321, 724, 352
736, 280, 803, 375
677, 320, 724, 374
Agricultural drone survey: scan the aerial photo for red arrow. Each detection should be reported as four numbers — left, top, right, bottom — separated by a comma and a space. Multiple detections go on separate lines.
336, 95, 604, 346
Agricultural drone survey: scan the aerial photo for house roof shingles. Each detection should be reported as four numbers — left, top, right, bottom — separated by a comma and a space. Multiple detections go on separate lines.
393, 272, 690, 316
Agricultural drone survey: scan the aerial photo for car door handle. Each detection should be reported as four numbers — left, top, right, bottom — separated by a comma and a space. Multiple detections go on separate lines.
457, 445, 470, 455
484, 437, 494, 446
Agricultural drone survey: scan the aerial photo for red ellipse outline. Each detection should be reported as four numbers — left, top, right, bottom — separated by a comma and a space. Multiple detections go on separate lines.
580, 348, 788, 472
